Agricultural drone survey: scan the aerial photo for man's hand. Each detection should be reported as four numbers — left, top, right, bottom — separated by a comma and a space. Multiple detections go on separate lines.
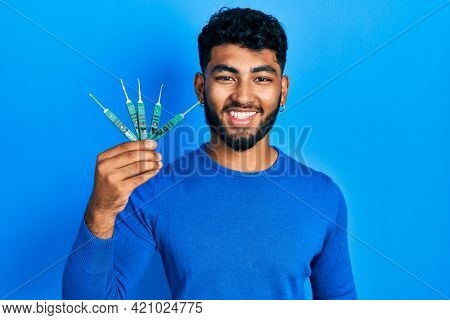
84, 140, 162, 239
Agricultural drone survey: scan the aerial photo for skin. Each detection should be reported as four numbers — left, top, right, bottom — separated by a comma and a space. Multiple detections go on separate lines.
86, 43, 290, 239
85, 140, 162, 239
194, 44, 290, 172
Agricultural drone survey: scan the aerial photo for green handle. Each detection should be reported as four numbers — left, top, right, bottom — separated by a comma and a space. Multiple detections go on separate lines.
137, 101, 148, 140
148, 114, 183, 141
150, 103, 162, 135
105, 109, 137, 141
126, 101, 140, 139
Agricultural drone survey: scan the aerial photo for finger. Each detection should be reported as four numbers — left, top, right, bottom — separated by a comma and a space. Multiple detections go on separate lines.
104, 150, 162, 169
97, 140, 158, 162
123, 168, 161, 191
115, 160, 162, 180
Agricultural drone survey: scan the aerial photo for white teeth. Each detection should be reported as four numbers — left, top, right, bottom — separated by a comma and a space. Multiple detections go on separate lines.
229, 111, 257, 119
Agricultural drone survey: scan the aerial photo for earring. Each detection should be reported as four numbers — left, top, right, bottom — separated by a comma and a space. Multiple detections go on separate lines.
199, 100, 204, 107
279, 104, 286, 112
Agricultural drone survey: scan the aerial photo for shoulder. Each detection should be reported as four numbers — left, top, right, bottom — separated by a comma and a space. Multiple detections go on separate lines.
125, 150, 197, 224
280, 149, 345, 212
134, 146, 199, 195
169, 147, 199, 175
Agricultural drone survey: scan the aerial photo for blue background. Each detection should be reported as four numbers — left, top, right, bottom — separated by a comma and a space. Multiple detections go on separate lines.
1, 0, 449, 299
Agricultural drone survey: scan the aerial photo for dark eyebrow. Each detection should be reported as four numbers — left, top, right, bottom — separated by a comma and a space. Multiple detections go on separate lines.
250, 65, 278, 75
211, 64, 239, 74
210, 64, 278, 75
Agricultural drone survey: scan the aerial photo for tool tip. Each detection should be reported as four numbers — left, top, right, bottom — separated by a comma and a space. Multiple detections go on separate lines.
137, 79, 143, 102
157, 84, 164, 104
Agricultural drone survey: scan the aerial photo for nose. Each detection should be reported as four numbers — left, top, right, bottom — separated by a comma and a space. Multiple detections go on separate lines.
231, 81, 256, 107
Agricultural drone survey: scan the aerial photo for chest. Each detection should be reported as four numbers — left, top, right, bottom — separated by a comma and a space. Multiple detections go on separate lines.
154, 184, 328, 280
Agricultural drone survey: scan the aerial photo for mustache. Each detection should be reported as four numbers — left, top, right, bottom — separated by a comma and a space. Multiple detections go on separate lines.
221, 102, 263, 113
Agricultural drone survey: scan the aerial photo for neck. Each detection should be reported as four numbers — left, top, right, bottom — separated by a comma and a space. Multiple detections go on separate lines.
206, 131, 278, 172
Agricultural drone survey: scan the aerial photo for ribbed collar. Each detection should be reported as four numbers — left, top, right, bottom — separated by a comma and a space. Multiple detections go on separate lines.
195, 142, 286, 178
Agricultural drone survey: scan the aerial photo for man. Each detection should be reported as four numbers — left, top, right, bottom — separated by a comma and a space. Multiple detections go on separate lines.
62, 7, 357, 300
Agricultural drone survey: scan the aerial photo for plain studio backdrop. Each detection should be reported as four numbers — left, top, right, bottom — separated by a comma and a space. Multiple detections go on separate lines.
0, 0, 449, 299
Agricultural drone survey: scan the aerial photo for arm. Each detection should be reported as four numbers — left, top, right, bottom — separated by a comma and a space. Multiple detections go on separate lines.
62, 140, 162, 299
62, 182, 159, 299
309, 183, 357, 300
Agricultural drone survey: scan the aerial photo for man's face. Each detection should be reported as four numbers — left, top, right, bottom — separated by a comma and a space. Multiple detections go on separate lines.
196, 44, 289, 152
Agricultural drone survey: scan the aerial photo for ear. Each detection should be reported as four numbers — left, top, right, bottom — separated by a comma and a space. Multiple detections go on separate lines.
194, 72, 205, 103
280, 75, 290, 105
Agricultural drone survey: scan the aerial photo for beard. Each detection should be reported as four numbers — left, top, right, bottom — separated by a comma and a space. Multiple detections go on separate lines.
203, 92, 282, 152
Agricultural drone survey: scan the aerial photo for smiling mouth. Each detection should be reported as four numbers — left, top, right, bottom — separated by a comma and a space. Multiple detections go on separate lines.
225, 109, 260, 126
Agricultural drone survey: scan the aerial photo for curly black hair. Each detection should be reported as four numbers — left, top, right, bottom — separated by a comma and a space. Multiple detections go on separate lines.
198, 7, 288, 74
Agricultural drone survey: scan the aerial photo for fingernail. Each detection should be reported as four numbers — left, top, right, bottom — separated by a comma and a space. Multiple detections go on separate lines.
158, 161, 163, 168
146, 140, 156, 148
156, 152, 162, 160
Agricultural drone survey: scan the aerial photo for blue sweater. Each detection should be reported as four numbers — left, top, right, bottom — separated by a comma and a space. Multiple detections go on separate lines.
62, 142, 357, 299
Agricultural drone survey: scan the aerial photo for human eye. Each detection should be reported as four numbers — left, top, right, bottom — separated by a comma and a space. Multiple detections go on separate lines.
215, 75, 234, 81
255, 76, 272, 82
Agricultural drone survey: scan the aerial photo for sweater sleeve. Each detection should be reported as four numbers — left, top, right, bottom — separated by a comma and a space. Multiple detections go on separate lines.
62, 180, 159, 299
309, 182, 357, 300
